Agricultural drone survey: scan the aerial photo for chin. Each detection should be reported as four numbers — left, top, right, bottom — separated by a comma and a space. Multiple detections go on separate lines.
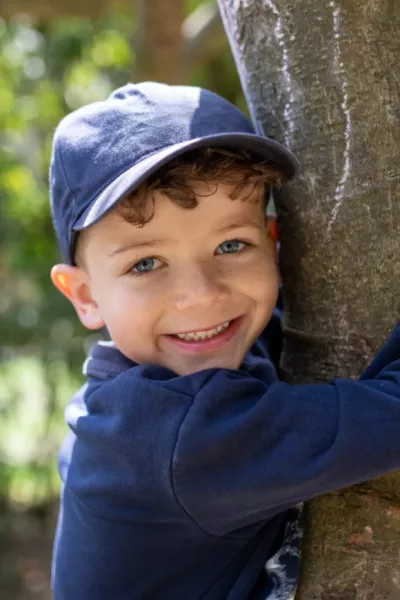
176, 355, 244, 377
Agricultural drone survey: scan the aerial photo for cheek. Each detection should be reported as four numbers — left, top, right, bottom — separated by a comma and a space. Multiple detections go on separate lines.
243, 262, 279, 326
96, 280, 162, 338
239, 252, 279, 296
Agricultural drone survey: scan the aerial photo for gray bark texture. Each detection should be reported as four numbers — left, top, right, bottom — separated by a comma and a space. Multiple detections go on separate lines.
217, 0, 400, 598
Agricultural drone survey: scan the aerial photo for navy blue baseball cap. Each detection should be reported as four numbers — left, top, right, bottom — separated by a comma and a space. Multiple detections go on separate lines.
50, 81, 299, 264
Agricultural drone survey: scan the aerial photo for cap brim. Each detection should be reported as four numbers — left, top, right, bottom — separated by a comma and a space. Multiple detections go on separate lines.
73, 132, 299, 233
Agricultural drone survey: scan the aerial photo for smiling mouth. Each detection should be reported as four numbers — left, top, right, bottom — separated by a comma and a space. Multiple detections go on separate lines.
172, 320, 231, 342
165, 317, 243, 351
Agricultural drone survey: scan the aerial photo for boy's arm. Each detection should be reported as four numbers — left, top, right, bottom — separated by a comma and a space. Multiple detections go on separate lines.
173, 323, 400, 534
53, 323, 400, 597
52, 369, 201, 600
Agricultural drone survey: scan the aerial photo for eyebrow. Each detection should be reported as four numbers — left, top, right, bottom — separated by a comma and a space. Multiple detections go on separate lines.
109, 239, 169, 257
217, 220, 262, 234
108, 220, 262, 257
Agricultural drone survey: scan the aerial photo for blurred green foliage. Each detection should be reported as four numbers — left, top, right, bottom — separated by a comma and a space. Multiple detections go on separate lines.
0, 2, 243, 506
0, 8, 135, 506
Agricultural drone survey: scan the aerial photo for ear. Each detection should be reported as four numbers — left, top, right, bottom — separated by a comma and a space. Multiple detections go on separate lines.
264, 216, 279, 246
50, 264, 105, 330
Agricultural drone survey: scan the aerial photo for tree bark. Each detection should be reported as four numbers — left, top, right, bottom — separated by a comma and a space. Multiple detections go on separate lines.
217, 0, 400, 597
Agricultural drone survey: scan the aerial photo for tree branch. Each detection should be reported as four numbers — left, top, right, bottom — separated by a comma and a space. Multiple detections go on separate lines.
0, 0, 116, 19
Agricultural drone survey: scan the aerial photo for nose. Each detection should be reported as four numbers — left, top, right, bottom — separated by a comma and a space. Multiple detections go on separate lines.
173, 262, 230, 312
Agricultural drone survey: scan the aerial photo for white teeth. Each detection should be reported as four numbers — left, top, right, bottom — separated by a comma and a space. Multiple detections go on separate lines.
175, 321, 231, 341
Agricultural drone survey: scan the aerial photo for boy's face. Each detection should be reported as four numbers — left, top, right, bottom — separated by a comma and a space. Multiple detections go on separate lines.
52, 182, 280, 376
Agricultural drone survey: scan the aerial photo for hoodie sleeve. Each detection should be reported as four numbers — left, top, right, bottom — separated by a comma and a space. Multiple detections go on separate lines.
52, 368, 198, 600
53, 323, 400, 597
172, 323, 400, 535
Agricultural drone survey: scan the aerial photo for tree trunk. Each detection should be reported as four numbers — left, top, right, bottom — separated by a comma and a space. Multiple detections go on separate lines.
217, 0, 400, 597
134, 0, 186, 84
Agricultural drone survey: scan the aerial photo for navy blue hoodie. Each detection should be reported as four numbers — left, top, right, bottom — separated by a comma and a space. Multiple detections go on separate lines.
53, 316, 400, 600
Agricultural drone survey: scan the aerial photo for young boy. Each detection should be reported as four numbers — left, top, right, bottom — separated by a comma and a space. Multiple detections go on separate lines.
50, 82, 400, 600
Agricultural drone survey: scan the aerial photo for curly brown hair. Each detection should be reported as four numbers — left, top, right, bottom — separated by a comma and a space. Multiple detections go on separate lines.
116, 146, 283, 227
75, 147, 282, 265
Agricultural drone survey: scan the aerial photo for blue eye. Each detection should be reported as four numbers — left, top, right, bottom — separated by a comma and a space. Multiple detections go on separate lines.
217, 240, 248, 254
131, 257, 162, 274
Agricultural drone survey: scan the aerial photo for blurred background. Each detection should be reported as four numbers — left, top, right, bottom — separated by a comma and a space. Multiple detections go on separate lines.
0, 1, 244, 597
